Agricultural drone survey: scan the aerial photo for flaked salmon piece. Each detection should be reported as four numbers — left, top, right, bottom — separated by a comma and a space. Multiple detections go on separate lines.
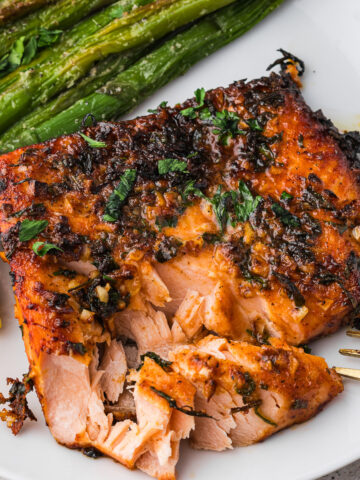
97, 357, 195, 478
115, 299, 186, 361
171, 289, 204, 340
98, 340, 127, 403
35, 346, 196, 479
169, 335, 343, 450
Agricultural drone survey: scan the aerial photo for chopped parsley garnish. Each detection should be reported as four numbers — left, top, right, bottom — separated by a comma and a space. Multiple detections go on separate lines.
150, 387, 213, 418
212, 110, 246, 145
254, 407, 278, 426
53, 269, 77, 278
19, 219, 48, 242
0, 28, 62, 76
158, 158, 188, 174
290, 399, 308, 410
80, 133, 106, 148
180, 87, 206, 118
298, 133, 304, 148
103, 169, 137, 222
155, 215, 178, 231
271, 203, 300, 227
194, 87, 206, 107
32, 241, 63, 257
148, 100, 168, 113
273, 272, 305, 308
183, 180, 261, 232
235, 372, 256, 397
246, 118, 263, 131
281, 191, 293, 200
138, 352, 173, 371
67, 342, 86, 356
233, 181, 262, 223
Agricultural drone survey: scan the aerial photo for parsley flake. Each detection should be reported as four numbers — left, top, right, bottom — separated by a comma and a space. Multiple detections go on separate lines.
19, 219, 48, 242
212, 110, 246, 145
32, 241, 63, 257
158, 158, 188, 175
180, 87, 206, 118
281, 191, 293, 200
103, 169, 137, 222
80, 133, 106, 148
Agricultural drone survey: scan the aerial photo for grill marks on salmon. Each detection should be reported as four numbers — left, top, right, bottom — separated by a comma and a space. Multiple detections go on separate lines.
0, 66, 358, 478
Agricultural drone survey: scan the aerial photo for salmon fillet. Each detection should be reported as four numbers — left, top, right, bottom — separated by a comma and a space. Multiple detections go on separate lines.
0, 61, 357, 477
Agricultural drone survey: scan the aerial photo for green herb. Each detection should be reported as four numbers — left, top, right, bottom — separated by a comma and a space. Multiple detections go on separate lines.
246, 118, 263, 131
148, 100, 168, 113
80, 133, 106, 148
180, 87, 206, 118
298, 134, 304, 148
180, 107, 197, 119
53, 269, 76, 278
231, 399, 262, 413
103, 169, 137, 222
32, 241, 63, 257
22, 37, 37, 64
110, 5, 124, 18
260, 383, 269, 390
254, 407, 278, 426
199, 108, 212, 121
9, 203, 44, 218
150, 386, 213, 418
210, 186, 231, 231
212, 110, 245, 145
19, 219, 48, 242
158, 158, 188, 174
183, 180, 261, 232
234, 181, 262, 223
281, 191, 293, 200
290, 399, 308, 410
139, 352, 173, 371
37, 28, 63, 48
235, 372, 256, 397
0, 29, 62, 76
13, 178, 32, 185
194, 87, 205, 107
273, 272, 305, 308
271, 203, 300, 227
67, 342, 86, 356
299, 344, 312, 354
82, 447, 103, 459
155, 215, 178, 231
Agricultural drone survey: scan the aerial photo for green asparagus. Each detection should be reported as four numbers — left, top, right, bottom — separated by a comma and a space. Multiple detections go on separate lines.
0, 0, 116, 58
0, 0, 284, 151
0, 48, 149, 148
0, 0, 148, 94
0, 0, 54, 26
0, 0, 235, 135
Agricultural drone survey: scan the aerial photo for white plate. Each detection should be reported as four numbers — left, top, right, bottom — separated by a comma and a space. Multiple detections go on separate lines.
1, 0, 360, 478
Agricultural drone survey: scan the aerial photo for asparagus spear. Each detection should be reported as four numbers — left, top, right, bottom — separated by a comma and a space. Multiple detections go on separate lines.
0, 0, 146, 94
0, 0, 284, 151
0, 0, 235, 135
0, 0, 116, 58
0, 48, 148, 149
0, 0, 53, 26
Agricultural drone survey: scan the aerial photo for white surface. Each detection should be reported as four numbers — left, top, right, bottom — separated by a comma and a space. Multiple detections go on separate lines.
1, 0, 360, 479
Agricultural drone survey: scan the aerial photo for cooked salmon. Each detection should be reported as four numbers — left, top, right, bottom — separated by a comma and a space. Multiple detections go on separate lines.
0, 57, 357, 478
170, 335, 343, 450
